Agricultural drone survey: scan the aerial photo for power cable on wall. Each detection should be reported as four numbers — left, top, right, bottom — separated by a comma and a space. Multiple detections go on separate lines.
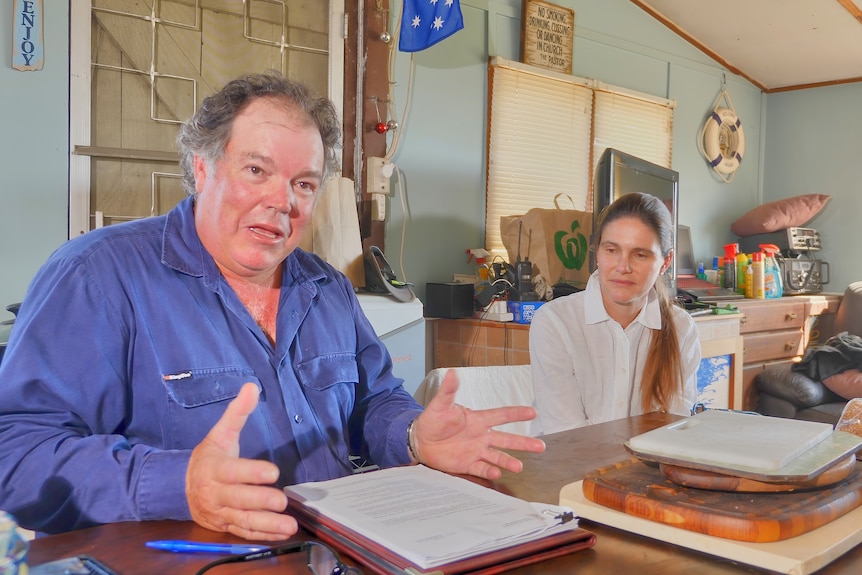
376, 0, 416, 283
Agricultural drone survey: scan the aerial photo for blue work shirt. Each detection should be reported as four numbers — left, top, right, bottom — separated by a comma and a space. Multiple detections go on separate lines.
0, 196, 422, 534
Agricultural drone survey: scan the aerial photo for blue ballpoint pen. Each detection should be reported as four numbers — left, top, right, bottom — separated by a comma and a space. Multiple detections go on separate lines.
146, 540, 270, 554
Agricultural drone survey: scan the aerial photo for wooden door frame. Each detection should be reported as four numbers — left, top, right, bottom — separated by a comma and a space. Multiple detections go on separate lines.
345, 0, 389, 252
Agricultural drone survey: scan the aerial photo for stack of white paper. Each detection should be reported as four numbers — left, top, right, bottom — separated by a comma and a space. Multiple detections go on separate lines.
284, 465, 579, 569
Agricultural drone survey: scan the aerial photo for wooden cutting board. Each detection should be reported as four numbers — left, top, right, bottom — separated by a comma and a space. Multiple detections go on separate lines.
660, 455, 856, 492
582, 458, 862, 542
561, 480, 862, 575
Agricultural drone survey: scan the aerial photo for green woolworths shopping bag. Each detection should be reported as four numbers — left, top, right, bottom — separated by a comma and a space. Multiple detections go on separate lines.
500, 195, 592, 289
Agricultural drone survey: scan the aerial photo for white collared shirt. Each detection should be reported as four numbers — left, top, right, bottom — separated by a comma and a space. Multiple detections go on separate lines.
529, 271, 700, 436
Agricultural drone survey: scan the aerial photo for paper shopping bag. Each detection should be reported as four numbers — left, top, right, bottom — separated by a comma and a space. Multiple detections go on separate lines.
500, 194, 592, 289
299, 176, 366, 288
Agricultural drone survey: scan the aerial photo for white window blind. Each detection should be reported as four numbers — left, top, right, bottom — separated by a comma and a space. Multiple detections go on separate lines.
485, 58, 675, 257
592, 88, 674, 173
486, 61, 592, 257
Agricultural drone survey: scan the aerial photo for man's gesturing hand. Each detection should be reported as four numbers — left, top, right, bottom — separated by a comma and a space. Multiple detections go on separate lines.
186, 382, 297, 540
412, 370, 546, 480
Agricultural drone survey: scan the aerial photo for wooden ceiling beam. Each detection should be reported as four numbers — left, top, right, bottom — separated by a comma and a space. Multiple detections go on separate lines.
836, 0, 862, 25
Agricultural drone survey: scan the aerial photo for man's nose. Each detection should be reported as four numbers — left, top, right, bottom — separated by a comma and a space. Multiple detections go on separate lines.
266, 181, 297, 214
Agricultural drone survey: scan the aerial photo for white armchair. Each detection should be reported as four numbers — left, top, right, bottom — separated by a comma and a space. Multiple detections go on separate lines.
413, 365, 538, 437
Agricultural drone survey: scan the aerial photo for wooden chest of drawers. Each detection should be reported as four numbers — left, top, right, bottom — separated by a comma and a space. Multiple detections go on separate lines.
734, 295, 842, 411
738, 299, 806, 363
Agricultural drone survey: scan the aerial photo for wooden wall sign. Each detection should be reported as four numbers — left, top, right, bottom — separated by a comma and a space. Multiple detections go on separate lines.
520, 0, 574, 74
12, 0, 44, 71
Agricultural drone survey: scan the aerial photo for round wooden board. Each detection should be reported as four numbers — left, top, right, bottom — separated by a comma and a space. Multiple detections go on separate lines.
660, 455, 856, 492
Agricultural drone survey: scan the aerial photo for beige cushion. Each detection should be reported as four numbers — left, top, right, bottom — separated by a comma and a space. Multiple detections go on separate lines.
823, 369, 862, 400
730, 194, 830, 237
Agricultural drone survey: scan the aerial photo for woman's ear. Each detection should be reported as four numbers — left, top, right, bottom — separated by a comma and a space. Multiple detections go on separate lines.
661, 250, 674, 274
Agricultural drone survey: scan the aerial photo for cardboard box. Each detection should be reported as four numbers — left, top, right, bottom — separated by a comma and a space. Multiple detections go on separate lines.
507, 300, 545, 324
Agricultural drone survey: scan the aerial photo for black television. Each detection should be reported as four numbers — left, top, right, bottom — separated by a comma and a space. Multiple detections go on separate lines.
592, 148, 680, 292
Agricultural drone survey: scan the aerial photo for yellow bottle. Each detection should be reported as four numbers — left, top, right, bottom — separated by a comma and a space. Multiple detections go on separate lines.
736, 253, 749, 295
745, 262, 753, 298
751, 251, 765, 299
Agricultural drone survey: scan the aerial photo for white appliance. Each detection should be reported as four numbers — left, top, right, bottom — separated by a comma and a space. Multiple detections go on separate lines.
357, 293, 426, 396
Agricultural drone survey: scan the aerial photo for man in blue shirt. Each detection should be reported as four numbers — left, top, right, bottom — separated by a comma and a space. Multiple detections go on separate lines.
0, 73, 544, 539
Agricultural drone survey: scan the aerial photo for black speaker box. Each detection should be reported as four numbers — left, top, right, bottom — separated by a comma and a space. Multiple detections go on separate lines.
425, 282, 474, 319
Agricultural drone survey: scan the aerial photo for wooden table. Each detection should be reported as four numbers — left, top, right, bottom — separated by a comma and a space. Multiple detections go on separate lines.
28, 413, 862, 574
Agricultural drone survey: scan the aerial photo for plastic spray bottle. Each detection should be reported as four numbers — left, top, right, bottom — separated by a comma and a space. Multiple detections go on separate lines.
760, 244, 784, 298
736, 251, 750, 295
722, 244, 738, 290
467, 248, 492, 299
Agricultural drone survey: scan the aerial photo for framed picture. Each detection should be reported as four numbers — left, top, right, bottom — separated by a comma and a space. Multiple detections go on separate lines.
520, 0, 574, 74
696, 332, 745, 410
696, 354, 732, 410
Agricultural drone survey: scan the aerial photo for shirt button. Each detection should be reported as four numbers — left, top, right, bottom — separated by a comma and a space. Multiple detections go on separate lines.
294, 414, 303, 424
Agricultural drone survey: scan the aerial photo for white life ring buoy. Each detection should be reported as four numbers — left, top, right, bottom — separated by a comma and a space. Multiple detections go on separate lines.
702, 107, 745, 176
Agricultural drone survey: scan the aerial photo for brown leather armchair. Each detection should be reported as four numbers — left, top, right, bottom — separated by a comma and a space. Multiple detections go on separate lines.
754, 364, 847, 424
755, 281, 862, 424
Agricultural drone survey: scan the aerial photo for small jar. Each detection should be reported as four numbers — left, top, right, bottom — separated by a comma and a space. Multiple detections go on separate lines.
0, 511, 28, 575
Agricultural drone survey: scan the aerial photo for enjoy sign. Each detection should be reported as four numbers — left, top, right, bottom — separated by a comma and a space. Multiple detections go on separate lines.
12, 0, 44, 71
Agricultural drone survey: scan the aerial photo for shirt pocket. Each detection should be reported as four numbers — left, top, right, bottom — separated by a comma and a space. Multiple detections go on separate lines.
295, 353, 358, 415
162, 367, 260, 407
160, 367, 261, 447
295, 353, 359, 390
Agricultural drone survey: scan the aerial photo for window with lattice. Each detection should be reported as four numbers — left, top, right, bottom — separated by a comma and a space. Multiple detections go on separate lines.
69, 0, 343, 236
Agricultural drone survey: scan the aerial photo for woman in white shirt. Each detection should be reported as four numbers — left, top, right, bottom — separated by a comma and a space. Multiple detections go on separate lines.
529, 192, 700, 435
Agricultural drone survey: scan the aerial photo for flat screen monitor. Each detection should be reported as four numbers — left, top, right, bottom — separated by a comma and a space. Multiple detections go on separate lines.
675, 224, 697, 276
592, 148, 680, 292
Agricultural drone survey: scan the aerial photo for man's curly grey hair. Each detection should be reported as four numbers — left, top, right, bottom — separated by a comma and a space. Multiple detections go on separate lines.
177, 71, 342, 197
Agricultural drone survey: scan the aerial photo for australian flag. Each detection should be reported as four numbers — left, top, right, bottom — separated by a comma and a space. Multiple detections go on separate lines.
399, 0, 465, 52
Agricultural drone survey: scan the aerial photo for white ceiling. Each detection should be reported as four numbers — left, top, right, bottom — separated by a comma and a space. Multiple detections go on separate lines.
632, 0, 862, 92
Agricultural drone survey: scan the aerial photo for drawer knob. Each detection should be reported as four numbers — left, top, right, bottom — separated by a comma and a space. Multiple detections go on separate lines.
785, 342, 796, 351
786, 312, 798, 321
740, 315, 748, 324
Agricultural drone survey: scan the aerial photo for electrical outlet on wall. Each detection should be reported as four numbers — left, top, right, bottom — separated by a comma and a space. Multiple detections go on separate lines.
367, 156, 391, 195
371, 193, 386, 221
